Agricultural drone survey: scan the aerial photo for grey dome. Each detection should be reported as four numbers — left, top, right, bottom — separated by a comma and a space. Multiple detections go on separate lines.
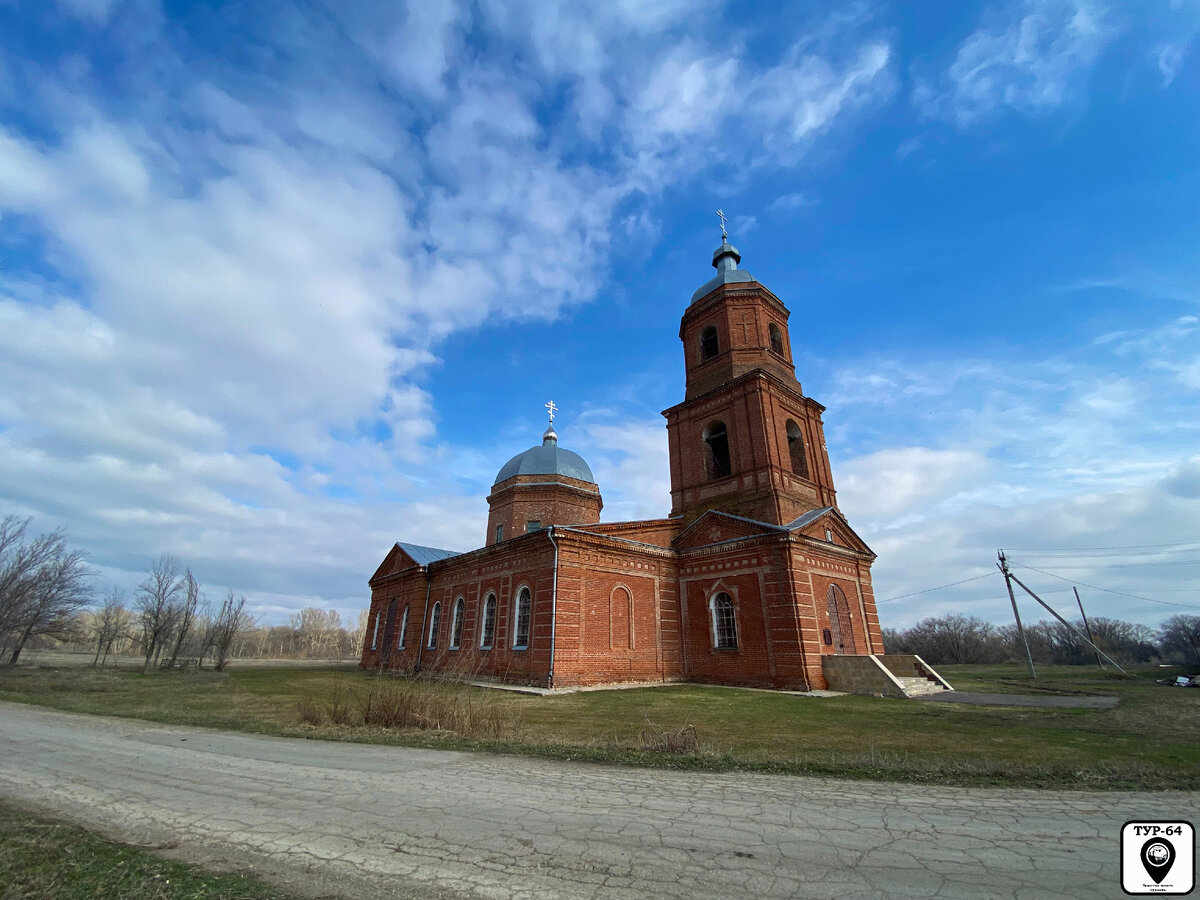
494, 435, 596, 485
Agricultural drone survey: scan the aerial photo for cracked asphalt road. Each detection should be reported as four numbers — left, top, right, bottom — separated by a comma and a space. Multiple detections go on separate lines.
0, 701, 1195, 900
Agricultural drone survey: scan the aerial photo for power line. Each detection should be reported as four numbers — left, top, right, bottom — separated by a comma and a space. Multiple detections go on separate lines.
1011, 559, 1200, 570
1010, 562, 1200, 610
1004, 539, 1200, 555
877, 571, 999, 604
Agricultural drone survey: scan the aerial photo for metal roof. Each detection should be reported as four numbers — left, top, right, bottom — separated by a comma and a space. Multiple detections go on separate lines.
493, 437, 595, 485
691, 241, 756, 302
394, 542, 461, 566
784, 507, 835, 530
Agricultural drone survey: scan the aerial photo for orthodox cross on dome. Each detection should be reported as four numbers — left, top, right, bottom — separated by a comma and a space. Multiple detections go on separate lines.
715, 208, 729, 240
545, 400, 558, 425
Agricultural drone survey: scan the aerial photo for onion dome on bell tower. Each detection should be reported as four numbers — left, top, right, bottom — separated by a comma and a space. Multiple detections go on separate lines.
661, 212, 838, 526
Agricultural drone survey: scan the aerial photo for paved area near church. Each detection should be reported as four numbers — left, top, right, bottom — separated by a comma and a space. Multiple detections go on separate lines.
1, 701, 1194, 900
916, 690, 1121, 709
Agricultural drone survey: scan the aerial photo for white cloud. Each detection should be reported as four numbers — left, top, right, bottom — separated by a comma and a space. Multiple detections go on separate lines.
838, 448, 989, 520
829, 314, 1200, 629
914, 0, 1113, 126
55, 0, 117, 24
768, 192, 819, 212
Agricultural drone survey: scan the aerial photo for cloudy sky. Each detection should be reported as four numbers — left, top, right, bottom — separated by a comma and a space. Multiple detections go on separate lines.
1, 0, 1197, 630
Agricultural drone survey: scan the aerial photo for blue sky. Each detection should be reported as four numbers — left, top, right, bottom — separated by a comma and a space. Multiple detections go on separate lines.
1, 0, 1198, 630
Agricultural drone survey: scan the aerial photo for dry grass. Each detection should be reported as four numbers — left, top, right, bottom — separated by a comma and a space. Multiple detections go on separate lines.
639, 719, 701, 754
2, 663, 1198, 789
291, 669, 520, 739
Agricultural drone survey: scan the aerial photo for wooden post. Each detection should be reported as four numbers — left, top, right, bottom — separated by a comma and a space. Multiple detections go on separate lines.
998, 551, 1036, 680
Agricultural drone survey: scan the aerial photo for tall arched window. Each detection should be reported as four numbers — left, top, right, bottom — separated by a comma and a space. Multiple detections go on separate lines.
703, 420, 731, 479
711, 593, 738, 649
450, 598, 465, 649
786, 419, 809, 478
479, 594, 496, 649
513, 587, 531, 649
397, 605, 409, 649
700, 325, 719, 361
370, 610, 381, 650
826, 584, 855, 655
769, 322, 784, 356
427, 601, 441, 650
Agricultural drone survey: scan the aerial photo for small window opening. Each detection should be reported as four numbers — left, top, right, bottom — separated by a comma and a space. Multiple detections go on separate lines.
700, 325, 719, 361
513, 587, 531, 649
711, 593, 738, 650
427, 601, 441, 650
495, 523, 504, 543
769, 323, 784, 356
704, 420, 731, 479
450, 598, 465, 649
526, 520, 541, 533
479, 594, 496, 649
786, 420, 810, 479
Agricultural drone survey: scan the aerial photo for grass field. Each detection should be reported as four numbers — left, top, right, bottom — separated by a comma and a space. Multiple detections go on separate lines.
0, 802, 288, 900
1, 662, 1197, 791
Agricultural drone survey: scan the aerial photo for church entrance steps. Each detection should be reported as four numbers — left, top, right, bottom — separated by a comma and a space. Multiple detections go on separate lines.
822, 654, 955, 698
894, 675, 947, 696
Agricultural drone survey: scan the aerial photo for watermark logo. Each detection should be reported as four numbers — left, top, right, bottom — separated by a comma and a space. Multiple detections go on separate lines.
1122, 821, 1194, 895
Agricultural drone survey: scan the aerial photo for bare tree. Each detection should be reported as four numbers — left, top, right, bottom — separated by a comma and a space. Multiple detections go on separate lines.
136, 554, 186, 673
210, 591, 253, 671
1159, 614, 1200, 667
91, 588, 131, 667
290, 607, 341, 658
0, 516, 93, 665
884, 614, 1003, 664
165, 569, 200, 669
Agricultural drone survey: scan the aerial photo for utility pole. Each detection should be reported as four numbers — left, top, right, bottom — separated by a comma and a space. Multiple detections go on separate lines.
1007, 569, 1126, 674
1073, 586, 1102, 669
998, 550, 1037, 680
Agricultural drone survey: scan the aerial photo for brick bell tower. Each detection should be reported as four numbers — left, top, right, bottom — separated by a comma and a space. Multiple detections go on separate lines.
662, 226, 838, 526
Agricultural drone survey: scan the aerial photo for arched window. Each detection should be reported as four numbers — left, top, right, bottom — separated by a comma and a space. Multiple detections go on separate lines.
513, 587, 531, 650
711, 593, 738, 649
450, 598, 465, 649
370, 610, 381, 650
427, 601, 441, 650
769, 323, 784, 356
703, 420, 731, 479
786, 419, 809, 478
826, 584, 855, 655
479, 594, 496, 649
700, 325, 719, 361
397, 605, 409, 649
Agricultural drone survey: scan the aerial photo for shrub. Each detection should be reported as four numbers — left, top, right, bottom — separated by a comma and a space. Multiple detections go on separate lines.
296, 696, 323, 725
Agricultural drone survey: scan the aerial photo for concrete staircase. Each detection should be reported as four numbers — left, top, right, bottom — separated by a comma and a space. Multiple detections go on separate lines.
822, 654, 954, 699
893, 674, 948, 697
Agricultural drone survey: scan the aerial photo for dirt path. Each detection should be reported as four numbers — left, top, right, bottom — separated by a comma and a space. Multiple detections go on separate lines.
0, 701, 1194, 899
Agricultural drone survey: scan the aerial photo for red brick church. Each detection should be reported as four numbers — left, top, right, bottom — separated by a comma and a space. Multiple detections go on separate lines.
361, 235, 890, 691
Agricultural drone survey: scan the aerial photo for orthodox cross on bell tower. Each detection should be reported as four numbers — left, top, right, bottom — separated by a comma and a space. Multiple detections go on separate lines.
545, 399, 557, 425
715, 208, 729, 240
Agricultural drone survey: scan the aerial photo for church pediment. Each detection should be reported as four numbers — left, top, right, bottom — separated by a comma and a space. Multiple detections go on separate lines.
369, 541, 460, 584
672, 510, 782, 550
785, 507, 875, 557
